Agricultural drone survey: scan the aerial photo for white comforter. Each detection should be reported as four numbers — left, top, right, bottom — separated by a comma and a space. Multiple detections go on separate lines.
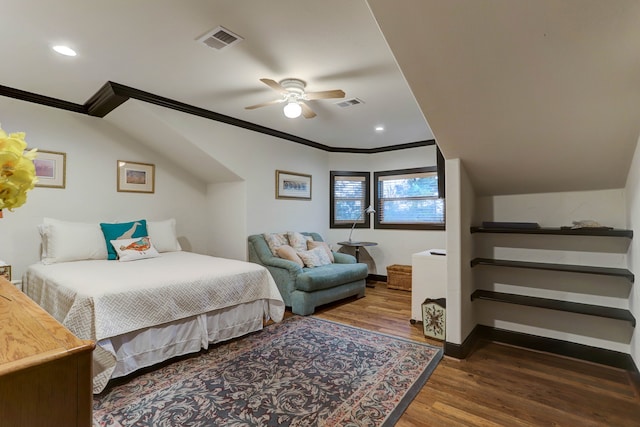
23, 251, 284, 392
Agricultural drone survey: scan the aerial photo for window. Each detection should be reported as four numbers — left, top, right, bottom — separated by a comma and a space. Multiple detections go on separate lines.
330, 171, 371, 228
374, 166, 445, 230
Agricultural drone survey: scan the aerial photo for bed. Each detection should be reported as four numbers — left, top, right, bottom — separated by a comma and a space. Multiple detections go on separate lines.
22, 218, 285, 394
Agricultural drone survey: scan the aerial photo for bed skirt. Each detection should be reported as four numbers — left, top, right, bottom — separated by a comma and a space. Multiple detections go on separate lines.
95, 299, 268, 393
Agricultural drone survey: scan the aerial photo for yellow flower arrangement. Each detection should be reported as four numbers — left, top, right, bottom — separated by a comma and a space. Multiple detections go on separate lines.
0, 126, 38, 213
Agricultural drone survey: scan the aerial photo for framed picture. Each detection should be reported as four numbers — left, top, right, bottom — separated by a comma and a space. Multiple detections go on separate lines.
0, 265, 11, 281
117, 160, 155, 193
276, 170, 312, 200
422, 298, 446, 341
33, 150, 66, 188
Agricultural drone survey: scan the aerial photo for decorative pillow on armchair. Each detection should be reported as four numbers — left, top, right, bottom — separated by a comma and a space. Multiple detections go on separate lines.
287, 231, 312, 252
297, 246, 332, 268
276, 245, 304, 267
264, 232, 289, 256
307, 240, 334, 262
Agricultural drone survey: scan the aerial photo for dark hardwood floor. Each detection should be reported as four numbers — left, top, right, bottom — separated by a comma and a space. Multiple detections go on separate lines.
309, 282, 640, 426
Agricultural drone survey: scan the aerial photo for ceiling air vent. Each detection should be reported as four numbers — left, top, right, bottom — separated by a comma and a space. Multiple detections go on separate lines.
335, 98, 364, 108
197, 26, 244, 51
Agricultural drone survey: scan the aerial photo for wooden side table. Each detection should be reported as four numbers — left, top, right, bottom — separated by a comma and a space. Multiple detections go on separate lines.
338, 241, 378, 287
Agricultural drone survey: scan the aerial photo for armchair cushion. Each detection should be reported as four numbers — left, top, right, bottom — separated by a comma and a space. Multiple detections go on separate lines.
296, 262, 368, 292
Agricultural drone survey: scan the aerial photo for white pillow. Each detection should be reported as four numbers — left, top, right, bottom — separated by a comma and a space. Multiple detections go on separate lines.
110, 236, 160, 262
147, 219, 181, 252
40, 218, 108, 264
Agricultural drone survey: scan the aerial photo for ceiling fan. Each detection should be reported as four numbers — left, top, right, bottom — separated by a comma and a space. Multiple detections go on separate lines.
245, 78, 345, 119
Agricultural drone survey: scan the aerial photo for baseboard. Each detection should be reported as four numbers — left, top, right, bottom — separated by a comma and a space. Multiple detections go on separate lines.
476, 325, 638, 372
444, 325, 482, 359
367, 274, 387, 282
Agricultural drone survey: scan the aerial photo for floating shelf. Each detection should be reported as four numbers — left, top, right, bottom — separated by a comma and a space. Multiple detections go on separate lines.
470, 226, 633, 238
471, 290, 636, 326
470, 258, 634, 282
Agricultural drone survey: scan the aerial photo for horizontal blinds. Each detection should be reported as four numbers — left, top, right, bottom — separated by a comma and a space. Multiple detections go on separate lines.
334, 175, 366, 222
377, 171, 443, 223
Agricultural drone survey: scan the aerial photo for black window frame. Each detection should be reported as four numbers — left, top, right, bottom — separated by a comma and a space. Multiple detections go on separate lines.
329, 171, 371, 229
373, 158, 445, 231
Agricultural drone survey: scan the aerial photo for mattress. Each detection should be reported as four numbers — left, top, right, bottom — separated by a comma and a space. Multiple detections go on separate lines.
23, 251, 284, 393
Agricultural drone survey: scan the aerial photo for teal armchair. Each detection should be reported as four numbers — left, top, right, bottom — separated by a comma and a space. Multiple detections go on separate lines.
248, 232, 368, 315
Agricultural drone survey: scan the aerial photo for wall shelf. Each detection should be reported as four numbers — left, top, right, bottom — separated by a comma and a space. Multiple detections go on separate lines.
469, 224, 635, 368
470, 226, 633, 238
470, 258, 634, 282
471, 289, 636, 326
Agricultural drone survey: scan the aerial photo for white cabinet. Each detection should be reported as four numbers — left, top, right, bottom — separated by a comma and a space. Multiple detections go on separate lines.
411, 250, 447, 321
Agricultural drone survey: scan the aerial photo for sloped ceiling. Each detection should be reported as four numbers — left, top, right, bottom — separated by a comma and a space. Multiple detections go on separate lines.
2, 1, 640, 196
369, 0, 640, 195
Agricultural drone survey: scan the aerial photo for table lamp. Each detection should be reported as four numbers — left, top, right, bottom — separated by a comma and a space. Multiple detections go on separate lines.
348, 205, 376, 242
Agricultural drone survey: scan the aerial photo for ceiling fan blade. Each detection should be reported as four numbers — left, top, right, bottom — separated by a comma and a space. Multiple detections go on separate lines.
305, 89, 345, 100
260, 78, 289, 94
300, 102, 317, 119
245, 99, 284, 110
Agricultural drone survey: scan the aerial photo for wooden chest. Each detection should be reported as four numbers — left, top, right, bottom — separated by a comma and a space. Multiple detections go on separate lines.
0, 277, 95, 426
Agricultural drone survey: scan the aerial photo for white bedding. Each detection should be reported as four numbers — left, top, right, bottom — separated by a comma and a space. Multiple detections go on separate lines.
23, 251, 285, 393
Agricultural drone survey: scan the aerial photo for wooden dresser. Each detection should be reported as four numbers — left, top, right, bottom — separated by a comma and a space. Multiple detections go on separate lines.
0, 277, 95, 426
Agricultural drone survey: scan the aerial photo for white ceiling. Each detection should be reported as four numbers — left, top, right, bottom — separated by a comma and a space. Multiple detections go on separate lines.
3, 0, 640, 196
1, 0, 432, 151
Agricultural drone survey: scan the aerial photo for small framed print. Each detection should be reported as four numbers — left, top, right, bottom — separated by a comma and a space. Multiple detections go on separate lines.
117, 161, 155, 193
33, 150, 66, 188
0, 265, 11, 281
422, 298, 446, 341
276, 170, 312, 200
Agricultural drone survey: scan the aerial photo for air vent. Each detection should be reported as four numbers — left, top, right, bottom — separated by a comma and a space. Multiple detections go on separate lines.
335, 98, 364, 108
197, 26, 244, 51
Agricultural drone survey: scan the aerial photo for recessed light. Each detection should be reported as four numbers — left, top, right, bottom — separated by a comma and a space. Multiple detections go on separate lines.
52, 45, 77, 56
375, 126, 385, 132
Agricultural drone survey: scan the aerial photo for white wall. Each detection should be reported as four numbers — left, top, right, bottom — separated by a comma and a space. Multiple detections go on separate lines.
625, 133, 640, 368
128, 103, 445, 271
1, 97, 448, 291
445, 158, 477, 345
126, 104, 331, 254
0, 97, 210, 279
327, 146, 446, 274
474, 188, 633, 353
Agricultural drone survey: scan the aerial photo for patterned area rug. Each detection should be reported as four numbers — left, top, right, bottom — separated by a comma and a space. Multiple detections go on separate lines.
93, 315, 442, 426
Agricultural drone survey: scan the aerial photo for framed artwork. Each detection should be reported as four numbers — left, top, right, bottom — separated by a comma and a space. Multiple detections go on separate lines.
0, 265, 11, 281
276, 170, 311, 200
33, 150, 66, 188
117, 160, 155, 193
422, 298, 446, 341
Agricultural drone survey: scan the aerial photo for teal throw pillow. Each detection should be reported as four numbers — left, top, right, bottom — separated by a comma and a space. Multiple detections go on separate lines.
100, 220, 148, 260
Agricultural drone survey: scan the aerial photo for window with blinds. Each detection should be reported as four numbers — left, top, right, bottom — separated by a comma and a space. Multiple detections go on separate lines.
330, 171, 371, 228
374, 166, 445, 230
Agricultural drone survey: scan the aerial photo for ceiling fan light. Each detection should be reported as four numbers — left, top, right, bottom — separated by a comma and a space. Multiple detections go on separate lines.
52, 45, 77, 56
283, 101, 302, 118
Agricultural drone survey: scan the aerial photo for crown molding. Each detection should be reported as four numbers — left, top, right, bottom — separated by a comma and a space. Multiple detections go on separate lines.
0, 82, 435, 153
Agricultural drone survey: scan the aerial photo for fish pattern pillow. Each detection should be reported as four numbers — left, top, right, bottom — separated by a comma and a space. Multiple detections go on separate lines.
111, 236, 160, 262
